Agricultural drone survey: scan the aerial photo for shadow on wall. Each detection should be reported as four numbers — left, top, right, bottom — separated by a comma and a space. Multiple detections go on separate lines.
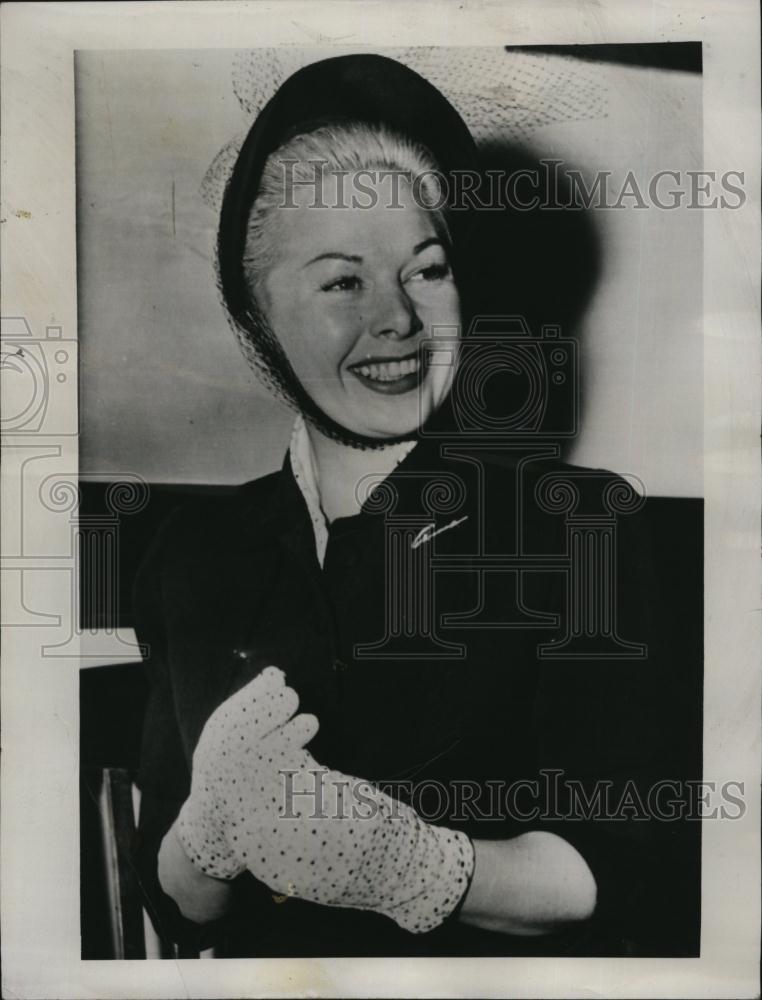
452, 142, 602, 454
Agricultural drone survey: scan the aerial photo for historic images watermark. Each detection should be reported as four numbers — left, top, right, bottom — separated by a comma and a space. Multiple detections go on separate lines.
276, 159, 746, 212
278, 769, 745, 824
351, 315, 648, 662
1, 317, 148, 660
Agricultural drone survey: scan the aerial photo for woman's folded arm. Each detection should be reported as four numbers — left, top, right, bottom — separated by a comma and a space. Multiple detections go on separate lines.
158, 821, 236, 924
459, 833, 597, 936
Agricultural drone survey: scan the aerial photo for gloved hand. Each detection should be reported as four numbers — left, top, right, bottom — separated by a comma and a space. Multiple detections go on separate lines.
176, 666, 318, 880
177, 665, 474, 933
241, 744, 475, 934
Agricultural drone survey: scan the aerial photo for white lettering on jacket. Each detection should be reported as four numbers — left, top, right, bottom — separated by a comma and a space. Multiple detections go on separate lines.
411, 516, 469, 550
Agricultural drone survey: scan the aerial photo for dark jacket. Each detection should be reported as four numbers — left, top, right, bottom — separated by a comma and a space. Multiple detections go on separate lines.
133, 436, 701, 957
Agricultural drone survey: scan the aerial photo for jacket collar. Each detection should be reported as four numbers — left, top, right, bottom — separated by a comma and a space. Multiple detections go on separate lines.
236, 429, 546, 558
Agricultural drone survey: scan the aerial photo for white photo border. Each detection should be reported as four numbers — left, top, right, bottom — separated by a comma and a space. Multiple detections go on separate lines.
1, 2, 760, 997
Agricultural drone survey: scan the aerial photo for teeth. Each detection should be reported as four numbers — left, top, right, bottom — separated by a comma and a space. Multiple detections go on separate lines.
355, 356, 420, 381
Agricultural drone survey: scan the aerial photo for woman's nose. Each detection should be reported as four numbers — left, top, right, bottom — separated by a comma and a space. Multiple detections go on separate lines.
369, 281, 423, 340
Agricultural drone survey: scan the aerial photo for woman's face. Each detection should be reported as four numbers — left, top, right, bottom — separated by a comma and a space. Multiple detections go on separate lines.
253, 176, 460, 439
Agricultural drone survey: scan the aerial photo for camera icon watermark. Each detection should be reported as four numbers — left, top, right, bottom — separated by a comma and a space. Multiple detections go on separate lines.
1, 317, 78, 435
421, 314, 579, 439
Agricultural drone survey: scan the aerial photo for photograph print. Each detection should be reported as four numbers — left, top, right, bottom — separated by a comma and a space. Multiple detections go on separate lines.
75, 43, 708, 961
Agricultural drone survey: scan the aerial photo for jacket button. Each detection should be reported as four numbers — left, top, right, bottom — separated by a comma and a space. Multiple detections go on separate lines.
332, 658, 349, 673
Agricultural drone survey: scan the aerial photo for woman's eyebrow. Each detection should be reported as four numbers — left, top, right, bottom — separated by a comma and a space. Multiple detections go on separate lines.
303, 252, 363, 268
413, 237, 443, 255
304, 239, 443, 268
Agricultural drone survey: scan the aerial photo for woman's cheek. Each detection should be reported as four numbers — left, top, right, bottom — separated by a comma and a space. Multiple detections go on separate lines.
415, 284, 460, 326
322, 302, 366, 354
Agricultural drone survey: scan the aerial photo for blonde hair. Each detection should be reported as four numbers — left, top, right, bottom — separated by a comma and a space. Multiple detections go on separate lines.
243, 122, 450, 291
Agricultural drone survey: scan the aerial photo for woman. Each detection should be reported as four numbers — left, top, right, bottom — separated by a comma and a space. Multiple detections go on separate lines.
134, 54, 682, 957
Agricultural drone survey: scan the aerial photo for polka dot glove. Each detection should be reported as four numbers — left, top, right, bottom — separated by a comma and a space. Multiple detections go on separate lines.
176, 666, 475, 933
176, 666, 316, 880
233, 739, 476, 934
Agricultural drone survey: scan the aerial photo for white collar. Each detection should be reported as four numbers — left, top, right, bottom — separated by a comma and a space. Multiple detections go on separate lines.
289, 416, 329, 566
288, 416, 417, 567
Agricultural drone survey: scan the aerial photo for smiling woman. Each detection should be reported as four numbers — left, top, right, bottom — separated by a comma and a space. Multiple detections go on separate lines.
131, 52, 700, 960
246, 131, 460, 440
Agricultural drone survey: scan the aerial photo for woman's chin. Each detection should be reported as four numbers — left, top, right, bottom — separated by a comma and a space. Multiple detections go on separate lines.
327, 393, 429, 441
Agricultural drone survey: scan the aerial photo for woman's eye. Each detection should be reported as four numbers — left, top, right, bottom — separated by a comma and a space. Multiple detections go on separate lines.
321, 275, 362, 292
407, 263, 451, 283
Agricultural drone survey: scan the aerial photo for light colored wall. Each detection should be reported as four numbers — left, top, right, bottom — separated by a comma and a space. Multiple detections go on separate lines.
76, 48, 702, 495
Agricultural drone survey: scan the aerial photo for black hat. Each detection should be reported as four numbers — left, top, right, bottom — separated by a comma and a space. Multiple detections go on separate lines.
217, 53, 479, 448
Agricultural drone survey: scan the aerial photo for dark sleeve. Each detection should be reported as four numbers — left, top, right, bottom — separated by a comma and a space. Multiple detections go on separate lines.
130, 508, 262, 953
531, 499, 701, 956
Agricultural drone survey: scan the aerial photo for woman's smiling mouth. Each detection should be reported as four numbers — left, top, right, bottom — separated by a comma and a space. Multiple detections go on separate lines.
347, 349, 426, 394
